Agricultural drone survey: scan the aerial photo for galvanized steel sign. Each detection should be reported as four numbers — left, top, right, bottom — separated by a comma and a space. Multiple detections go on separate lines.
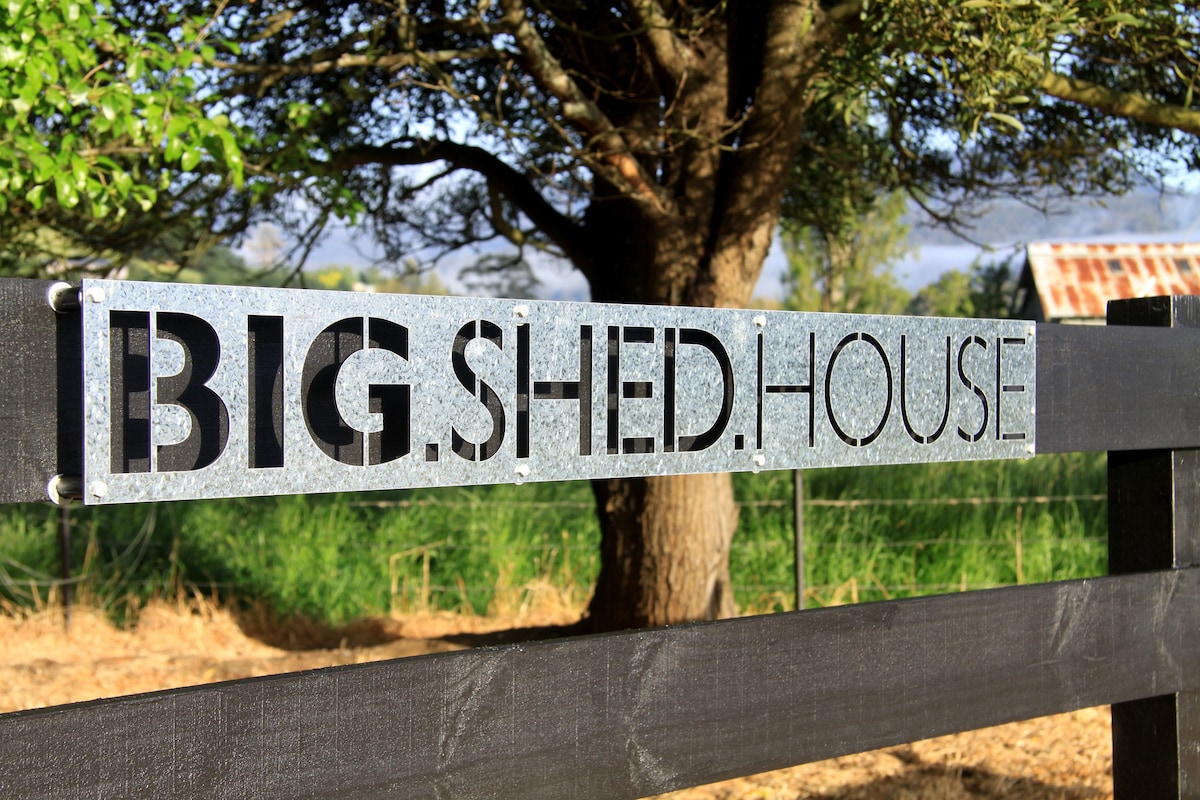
80, 279, 1035, 504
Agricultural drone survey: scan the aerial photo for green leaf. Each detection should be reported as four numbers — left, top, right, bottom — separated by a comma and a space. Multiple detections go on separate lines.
217, 128, 244, 188
98, 95, 119, 121
1102, 12, 1141, 26
70, 153, 89, 190
165, 135, 183, 162
180, 147, 201, 171
65, 79, 89, 106
31, 153, 56, 182
126, 53, 143, 81
165, 115, 192, 138
131, 184, 158, 211
25, 183, 44, 210
987, 111, 1025, 132
0, 44, 22, 67
55, 174, 80, 208
112, 169, 132, 198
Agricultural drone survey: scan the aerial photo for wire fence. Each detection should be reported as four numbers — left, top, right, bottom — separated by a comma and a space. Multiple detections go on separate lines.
349, 493, 1107, 510
1, 479, 1110, 620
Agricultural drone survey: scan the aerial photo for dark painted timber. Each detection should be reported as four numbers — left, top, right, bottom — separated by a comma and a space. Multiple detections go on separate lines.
1035, 321, 1200, 454
4, 277, 1200, 499
2, 569, 1197, 799
1107, 295, 1200, 799
0, 279, 81, 503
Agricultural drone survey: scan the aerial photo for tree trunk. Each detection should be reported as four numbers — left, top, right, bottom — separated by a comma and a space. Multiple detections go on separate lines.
587, 473, 738, 631
581, 197, 778, 632
571, 1, 817, 630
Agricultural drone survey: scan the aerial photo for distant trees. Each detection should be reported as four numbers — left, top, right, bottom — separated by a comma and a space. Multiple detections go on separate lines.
782, 191, 911, 315
310, 263, 451, 295
909, 258, 1019, 319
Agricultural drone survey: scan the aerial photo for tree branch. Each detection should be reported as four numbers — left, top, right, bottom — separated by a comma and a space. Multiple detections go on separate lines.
214, 47, 496, 91
627, 0, 690, 85
1038, 71, 1200, 138
497, 0, 667, 212
330, 140, 589, 266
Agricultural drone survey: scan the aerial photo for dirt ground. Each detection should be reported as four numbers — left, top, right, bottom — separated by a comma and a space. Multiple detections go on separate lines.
0, 601, 1112, 800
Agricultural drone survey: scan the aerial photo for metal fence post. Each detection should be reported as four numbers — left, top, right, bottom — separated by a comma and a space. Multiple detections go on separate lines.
793, 469, 805, 610
1107, 295, 1200, 799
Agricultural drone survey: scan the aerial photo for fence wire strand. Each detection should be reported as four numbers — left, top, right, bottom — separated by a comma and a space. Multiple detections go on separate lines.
2, 489, 1109, 609
348, 493, 1107, 511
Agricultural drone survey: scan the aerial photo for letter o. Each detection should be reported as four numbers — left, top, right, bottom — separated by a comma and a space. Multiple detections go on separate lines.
825, 332, 893, 447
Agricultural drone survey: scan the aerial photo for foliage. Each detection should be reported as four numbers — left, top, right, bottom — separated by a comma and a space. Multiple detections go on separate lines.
908, 257, 1019, 318
374, 267, 451, 296
305, 263, 451, 295
908, 269, 976, 318
969, 257, 1020, 318
5, 1, 1191, 287
836, 1, 1199, 216
123, 245, 258, 286
782, 191, 912, 314
0, 0, 256, 275
460, 254, 541, 299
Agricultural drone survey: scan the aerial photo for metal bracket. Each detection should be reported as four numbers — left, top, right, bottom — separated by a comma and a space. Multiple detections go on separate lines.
47, 282, 81, 314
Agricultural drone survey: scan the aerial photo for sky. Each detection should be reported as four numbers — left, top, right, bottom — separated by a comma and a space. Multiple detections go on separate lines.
276, 187, 1200, 303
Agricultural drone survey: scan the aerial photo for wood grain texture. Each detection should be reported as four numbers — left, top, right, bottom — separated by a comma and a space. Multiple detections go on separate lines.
0, 279, 80, 503
1107, 294, 1200, 800
9, 277, 1200, 497
1036, 322, 1200, 454
2, 569, 1198, 800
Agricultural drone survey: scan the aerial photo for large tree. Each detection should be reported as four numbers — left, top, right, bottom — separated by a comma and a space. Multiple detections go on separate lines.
5, 0, 1198, 631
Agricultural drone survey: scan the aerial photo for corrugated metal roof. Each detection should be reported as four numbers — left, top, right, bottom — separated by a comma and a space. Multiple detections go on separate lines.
1025, 242, 1200, 321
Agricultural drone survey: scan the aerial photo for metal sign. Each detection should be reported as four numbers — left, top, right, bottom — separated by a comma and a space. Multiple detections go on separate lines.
79, 279, 1036, 504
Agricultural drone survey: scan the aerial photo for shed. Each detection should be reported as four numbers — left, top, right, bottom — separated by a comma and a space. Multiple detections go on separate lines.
1013, 241, 1200, 323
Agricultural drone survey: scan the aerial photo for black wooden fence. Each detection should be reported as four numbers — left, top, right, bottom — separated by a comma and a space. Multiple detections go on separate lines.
2, 278, 1199, 799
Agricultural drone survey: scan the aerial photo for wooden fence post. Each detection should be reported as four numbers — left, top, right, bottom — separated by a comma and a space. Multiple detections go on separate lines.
0, 279, 81, 504
1107, 295, 1200, 799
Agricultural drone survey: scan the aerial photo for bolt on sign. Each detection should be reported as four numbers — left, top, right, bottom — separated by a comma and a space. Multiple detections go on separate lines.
79, 280, 1036, 504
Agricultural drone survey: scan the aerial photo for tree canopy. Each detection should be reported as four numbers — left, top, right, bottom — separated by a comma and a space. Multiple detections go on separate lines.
6, 2, 1198, 282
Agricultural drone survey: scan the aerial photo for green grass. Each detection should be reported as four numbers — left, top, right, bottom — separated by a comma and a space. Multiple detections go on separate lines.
0, 453, 1108, 625
732, 453, 1107, 610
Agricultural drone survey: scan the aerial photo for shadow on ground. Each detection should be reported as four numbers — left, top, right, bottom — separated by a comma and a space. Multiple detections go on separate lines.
232, 603, 586, 653
802, 747, 1105, 800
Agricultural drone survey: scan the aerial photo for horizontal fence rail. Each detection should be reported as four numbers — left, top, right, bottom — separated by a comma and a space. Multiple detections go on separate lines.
1035, 322, 1200, 453
4, 281, 1200, 799
3, 569, 1198, 800
2, 277, 1199, 504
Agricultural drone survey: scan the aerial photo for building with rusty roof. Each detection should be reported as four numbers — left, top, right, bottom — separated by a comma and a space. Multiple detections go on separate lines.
1013, 242, 1200, 323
